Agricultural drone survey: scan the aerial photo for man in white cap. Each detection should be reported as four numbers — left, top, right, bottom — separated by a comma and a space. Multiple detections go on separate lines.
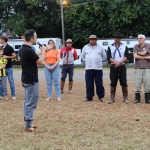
60, 39, 78, 94
81, 35, 106, 102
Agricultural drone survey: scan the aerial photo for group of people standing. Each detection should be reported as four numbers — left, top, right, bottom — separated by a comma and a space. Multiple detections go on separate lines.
81, 33, 129, 103
19, 29, 79, 132
81, 32, 150, 105
0, 29, 78, 132
43, 38, 78, 102
1, 29, 150, 132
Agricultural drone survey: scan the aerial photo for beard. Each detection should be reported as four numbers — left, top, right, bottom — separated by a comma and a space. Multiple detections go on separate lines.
33, 41, 36, 45
90, 42, 96, 46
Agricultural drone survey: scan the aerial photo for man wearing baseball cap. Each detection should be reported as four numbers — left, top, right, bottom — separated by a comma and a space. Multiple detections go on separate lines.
107, 32, 129, 104
60, 39, 78, 94
81, 35, 106, 102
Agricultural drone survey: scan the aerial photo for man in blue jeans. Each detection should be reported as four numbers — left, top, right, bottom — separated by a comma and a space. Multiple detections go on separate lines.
19, 29, 46, 132
0, 35, 16, 100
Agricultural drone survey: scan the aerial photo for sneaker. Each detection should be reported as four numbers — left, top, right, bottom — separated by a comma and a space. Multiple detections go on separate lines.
108, 98, 115, 104
24, 127, 35, 132
0, 96, 4, 100
124, 99, 129, 103
69, 90, 73, 94
134, 99, 140, 104
57, 97, 61, 102
12, 96, 16, 100
99, 98, 105, 102
4, 96, 9, 101
45, 97, 52, 101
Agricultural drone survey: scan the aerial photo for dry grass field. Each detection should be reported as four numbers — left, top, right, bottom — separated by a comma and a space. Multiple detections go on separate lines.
0, 67, 150, 150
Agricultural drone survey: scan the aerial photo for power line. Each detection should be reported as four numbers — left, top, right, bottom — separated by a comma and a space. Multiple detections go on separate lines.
68, 0, 99, 7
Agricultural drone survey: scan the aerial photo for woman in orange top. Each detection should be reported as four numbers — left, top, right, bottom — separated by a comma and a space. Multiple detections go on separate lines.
43, 39, 61, 102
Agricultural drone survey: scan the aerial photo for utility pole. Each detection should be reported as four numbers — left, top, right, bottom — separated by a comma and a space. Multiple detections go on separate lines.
60, 0, 69, 46
61, 0, 65, 46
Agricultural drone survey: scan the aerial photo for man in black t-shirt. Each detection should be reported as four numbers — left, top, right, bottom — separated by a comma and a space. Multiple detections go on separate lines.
19, 29, 46, 132
0, 35, 16, 100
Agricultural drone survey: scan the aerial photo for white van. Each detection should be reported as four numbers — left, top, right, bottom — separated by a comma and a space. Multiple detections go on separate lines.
7, 38, 81, 65
7, 38, 62, 65
97, 37, 150, 63
8, 38, 62, 52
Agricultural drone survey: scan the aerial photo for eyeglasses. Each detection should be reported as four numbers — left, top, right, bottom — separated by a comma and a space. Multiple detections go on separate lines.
138, 38, 143, 40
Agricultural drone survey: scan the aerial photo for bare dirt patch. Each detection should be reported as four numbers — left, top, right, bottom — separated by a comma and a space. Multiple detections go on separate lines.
0, 68, 149, 150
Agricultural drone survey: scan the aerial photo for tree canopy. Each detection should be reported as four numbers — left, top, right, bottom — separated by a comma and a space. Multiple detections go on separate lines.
0, 0, 150, 47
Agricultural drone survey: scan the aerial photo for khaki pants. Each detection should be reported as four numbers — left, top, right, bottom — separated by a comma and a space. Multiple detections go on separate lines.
134, 69, 150, 93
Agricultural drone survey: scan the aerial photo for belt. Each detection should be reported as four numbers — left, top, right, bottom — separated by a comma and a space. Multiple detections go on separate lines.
110, 64, 125, 67
110, 63, 125, 66
63, 64, 73, 66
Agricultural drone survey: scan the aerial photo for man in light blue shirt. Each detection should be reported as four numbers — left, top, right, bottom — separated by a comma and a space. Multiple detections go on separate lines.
81, 35, 106, 102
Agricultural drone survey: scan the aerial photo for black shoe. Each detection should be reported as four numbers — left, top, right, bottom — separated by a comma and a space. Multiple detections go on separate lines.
84, 98, 93, 102
146, 100, 150, 104
134, 99, 140, 104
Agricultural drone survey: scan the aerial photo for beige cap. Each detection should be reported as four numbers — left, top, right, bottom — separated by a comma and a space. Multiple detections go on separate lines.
66, 39, 73, 43
86, 35, 99, 40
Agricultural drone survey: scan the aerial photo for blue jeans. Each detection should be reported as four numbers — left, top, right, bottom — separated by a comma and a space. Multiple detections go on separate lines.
4, 68, 16, 96
0, 76, 7, 97
22, 82, 39, 128
44, 65, 60, 98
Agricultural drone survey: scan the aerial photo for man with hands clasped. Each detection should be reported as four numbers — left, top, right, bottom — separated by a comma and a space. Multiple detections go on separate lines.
107, 32, 129, 104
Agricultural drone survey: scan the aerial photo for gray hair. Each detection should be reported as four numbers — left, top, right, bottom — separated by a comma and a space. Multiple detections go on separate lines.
138, 34, 146, 39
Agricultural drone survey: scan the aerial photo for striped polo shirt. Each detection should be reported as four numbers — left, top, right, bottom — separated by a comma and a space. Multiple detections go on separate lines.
0, 58, 7, 76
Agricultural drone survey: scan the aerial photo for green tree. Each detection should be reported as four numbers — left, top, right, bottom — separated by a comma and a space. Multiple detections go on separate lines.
1, 0, 150, 48
64, 0, 150, 47
2, 0, 62, 38
108, 0, 150, 37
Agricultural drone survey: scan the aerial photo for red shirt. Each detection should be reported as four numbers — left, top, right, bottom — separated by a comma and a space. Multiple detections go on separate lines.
60, 47, 78, 64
